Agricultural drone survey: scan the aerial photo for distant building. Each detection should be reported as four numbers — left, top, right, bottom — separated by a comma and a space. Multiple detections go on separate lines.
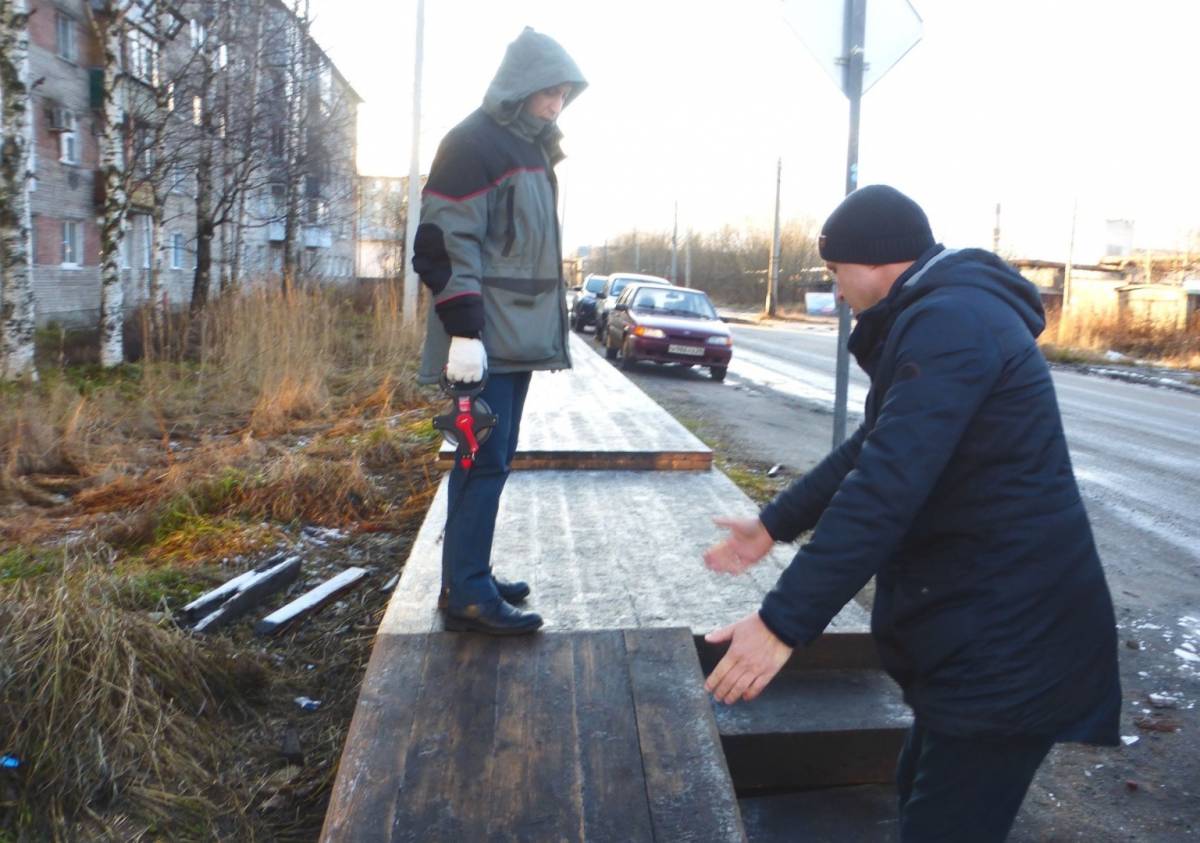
356, 175, 421, 280
18, 0, 360, 327
1012, 253, 1199, 328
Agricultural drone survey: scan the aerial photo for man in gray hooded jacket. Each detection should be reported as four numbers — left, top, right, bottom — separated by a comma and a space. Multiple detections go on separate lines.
412, 28, 586, 635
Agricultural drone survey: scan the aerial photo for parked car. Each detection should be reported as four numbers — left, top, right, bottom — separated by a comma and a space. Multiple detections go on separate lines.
594, 273, 671, 341
569, 274, 608, 331
603, 284, 733, 381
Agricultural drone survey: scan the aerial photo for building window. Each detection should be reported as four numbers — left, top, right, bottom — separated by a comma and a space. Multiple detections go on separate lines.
58, 110, 78, 164
192, 95, 203, 127
270, 183, 285, 218
142, 215, 152, 268
134, 123, 155, 177
171, 233, 186, 269
62, 221, 81, 266
127, 29, 159, 86
190, 19, 206, 49
56, 13, 77, 62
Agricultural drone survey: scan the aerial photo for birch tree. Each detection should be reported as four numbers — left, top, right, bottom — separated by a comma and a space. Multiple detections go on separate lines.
0, 0, 36, 380
89, 0, 133, 367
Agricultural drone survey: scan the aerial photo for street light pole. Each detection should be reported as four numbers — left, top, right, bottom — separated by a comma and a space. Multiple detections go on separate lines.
766, 157, 782, 318
402, 0, 425, 325
832, 0, 866, 448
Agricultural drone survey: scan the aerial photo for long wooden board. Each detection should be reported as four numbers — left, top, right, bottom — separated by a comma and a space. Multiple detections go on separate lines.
321, 629, 745, 843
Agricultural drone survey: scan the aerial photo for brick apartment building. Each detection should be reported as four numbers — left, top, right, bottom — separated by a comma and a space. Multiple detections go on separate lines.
20, 0, 360, 327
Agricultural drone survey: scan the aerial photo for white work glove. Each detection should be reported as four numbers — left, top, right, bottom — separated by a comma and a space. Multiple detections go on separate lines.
446, 336, 487, 383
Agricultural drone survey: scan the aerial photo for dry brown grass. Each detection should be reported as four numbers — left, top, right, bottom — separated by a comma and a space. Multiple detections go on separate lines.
1043, 310, 1200, 369
0, 281, 440, 839
0, 569, 271, 840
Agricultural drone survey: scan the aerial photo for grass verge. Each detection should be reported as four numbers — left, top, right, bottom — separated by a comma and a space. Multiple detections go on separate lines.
0, 282, 441, 841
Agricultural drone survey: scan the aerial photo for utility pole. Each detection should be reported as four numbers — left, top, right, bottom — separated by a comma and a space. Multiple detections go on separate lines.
1064, 198, 1077, 312
402, 0, 424, 325
832, 0, 865, 448
670, 201, 678, 283
766, 157, 782, 317
684, 228, 692, 288
633, 227, 640, 271
993, 202, 1001, 253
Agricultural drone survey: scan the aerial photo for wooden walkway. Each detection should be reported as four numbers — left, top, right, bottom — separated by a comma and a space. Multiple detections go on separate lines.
438, 333, 713, 470
322, 629, 745, 842
323, 333, 905, 842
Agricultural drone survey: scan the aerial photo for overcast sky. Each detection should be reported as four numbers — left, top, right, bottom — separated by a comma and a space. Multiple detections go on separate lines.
312, 0, 1200, 263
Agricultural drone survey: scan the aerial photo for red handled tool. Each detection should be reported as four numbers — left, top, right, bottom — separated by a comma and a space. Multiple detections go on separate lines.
432, 372, 497, 470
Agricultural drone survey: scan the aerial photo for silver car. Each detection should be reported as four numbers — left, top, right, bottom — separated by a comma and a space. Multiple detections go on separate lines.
593, 273, 671, 342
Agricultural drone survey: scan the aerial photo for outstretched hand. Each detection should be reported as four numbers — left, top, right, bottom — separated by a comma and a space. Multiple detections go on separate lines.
704, 612, 792, 705
704, 516, 774, 575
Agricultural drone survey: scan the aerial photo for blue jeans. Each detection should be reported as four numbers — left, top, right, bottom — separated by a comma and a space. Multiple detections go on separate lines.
442, 371, 531, 610
896, 723, 1053, 842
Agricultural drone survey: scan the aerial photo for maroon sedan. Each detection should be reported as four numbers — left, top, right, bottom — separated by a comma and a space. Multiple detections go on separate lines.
602, 284, 733, 381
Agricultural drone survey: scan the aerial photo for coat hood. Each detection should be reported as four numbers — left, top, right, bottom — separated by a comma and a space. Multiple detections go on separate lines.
850, 246, 1046, 368
896, 247, 1046, 338
482, 27, 587, 126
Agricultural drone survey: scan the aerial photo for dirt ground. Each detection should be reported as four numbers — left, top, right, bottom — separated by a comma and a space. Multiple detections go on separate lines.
619, 357, 1200, 842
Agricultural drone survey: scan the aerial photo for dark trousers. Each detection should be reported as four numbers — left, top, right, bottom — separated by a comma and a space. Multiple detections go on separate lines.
896, 723, 1053, 842
442, 371, 532, 610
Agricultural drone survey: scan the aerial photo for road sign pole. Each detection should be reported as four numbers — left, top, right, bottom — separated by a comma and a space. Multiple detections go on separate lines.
832, 0, 866, 448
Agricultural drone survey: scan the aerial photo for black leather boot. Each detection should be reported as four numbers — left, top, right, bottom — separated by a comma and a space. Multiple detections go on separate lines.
494, 576, 530, 605
442, 599, 543, 636
438, 577, 530, 610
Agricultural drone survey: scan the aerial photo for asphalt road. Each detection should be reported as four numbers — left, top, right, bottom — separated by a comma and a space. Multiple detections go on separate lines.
723, 321, 1200, 615
605, 319, 1200, 839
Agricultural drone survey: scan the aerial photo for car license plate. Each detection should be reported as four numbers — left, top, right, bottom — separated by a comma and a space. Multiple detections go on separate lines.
668, 343, 704, 356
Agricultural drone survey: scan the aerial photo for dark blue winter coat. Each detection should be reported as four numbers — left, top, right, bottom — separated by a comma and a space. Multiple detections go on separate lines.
758, 245, 1121, 745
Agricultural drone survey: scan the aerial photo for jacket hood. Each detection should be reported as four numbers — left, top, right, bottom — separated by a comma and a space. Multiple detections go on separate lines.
896, 247, 1045, 338
482, 28, 587, 126
849, 246, 1046, 369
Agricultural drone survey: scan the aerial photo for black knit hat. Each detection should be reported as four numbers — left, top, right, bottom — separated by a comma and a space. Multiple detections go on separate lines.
819, 185, 935, 264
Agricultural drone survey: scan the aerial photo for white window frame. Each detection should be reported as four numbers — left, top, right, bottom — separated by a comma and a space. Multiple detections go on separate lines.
142, 214, 152, 269
127, 29, 159, 87
61, 220, 81, 267
190, 19, 206, 49
58, 111, 78, 165
56, 13, 77, 62
171, 233, 185, 269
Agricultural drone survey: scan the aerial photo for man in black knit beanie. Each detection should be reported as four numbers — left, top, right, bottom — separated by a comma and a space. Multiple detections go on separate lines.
703, 185, 1120, 841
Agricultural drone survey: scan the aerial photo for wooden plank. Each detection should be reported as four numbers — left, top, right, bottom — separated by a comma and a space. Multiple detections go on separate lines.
434, 333, 713, 473
181, 552, 289, 622
695, 631, 882, 673
390, 635, 503, 843
192, 555, 301, 633
321, 634, 432, 842
181, 568, 259, 623
379, 473, 871, 639
483, 635, 584, 842
573, 632, 656, 843
739, 784, 899, 842
255, 566, 369, 636
624, 628, 747, 843
437, 450, 712, 471
723, 728, 906, 793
